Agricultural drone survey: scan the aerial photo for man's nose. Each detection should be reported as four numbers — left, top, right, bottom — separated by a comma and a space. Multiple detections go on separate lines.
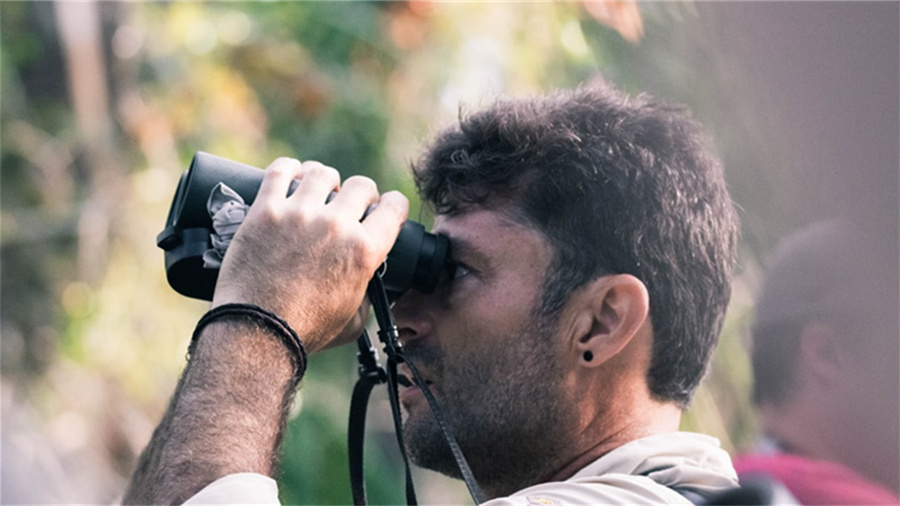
392, 289, 433, 345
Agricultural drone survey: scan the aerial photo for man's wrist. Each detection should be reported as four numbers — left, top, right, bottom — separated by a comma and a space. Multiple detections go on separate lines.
191, 303, 308, 382
124, 314, 304, 505
180, 314, 305, 476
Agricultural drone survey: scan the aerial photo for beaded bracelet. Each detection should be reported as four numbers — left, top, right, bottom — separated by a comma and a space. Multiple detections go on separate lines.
189, 303, 308, 380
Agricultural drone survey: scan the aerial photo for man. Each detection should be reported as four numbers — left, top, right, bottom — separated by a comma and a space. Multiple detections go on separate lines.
734, 221, 900, 505
124, 84, 740, 504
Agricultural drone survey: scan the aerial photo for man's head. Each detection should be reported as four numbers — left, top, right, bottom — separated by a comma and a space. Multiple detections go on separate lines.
414, 84, 738, 407
750, 220, 899, 492
393, 83, 738, 495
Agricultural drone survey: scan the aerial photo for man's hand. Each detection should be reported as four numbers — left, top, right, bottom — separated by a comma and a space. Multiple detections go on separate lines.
123, 159, 408, 504
212, 158, 409, 353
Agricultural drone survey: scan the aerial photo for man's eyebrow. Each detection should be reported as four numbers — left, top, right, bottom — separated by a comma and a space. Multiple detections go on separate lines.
445, 236, 489, 265
443, 212, 534, 263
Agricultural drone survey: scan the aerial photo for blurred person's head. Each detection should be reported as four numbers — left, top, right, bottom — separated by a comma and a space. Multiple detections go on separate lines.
751, 220, 900, 493
394, 82, 739, 494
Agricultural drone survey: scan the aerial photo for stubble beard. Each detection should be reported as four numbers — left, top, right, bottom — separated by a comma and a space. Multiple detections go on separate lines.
402, 313, 577, 497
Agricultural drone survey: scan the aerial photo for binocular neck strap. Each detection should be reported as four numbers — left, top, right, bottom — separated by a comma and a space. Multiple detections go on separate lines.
347, 276, 486, 506
397, 352, 487, 505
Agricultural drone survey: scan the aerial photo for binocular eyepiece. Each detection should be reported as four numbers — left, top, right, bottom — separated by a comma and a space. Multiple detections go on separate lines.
157, 152, 449, 301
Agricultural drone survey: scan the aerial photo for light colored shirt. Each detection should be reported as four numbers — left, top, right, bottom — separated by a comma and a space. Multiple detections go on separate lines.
185, 432, 737, 505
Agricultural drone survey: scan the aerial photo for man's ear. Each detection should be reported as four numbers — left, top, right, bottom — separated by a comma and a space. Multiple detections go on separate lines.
571, 274, 650, 368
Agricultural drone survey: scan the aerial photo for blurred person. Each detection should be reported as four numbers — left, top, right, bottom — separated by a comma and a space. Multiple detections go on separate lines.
123, 83, 741, 504
734, 221, 900, 504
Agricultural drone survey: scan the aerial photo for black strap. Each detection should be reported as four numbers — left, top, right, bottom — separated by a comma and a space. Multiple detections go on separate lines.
346, 274, 485, 505
386, 356, 418, 505
348, 331, 418, 505
397, 351, 487, 504
673, 487, 707, 505
348, 361, 381, 505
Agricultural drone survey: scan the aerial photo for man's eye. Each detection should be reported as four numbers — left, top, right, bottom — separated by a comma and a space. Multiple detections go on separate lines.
451, 263, 472, 281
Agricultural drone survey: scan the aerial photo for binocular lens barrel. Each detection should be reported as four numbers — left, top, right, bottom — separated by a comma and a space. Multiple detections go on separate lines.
157, 152, 449, 301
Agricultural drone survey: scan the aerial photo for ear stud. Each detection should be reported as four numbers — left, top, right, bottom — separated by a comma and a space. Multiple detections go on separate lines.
583, 350, 594, 362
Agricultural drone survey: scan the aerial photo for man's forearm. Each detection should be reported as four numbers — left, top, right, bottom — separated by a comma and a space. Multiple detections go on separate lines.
124, 159, 405, 504
124, 318, 302, 504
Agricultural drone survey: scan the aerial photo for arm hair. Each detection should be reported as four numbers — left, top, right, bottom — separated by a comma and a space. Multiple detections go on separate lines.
123, 319, 301, 504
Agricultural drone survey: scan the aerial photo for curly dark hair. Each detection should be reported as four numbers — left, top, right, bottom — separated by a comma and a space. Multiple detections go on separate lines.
413, 83, 739, 407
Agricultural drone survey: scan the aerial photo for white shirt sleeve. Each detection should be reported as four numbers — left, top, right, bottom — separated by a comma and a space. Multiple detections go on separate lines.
183, 473, 280, 505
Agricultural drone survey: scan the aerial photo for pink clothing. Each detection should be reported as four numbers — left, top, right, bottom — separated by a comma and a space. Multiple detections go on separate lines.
734, 453, 899, 505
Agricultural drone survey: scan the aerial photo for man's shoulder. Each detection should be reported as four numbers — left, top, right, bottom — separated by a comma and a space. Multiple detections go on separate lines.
485, 432, 738, 506
182, 433, 738, 506
487, 474, 692, 506
576, 432, 737, 485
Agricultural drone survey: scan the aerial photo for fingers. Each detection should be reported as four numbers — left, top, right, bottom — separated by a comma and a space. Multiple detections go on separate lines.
361, 190, 410, 255
257, 158, 341, 208
255, 157, 408, 254
217, 158, 410, 352
327, 175, 379, 220
287, 161, 341, 210
325, 177, 409, 260
256, 157, 303, 204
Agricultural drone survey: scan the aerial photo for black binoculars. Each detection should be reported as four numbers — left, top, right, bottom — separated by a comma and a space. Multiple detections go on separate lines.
157, 152, 449, 300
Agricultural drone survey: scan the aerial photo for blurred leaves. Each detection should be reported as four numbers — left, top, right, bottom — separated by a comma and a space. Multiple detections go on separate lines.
582, 0, 645, 44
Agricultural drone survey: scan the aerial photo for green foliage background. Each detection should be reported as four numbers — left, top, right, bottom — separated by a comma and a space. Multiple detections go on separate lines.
1, 2, 896, 504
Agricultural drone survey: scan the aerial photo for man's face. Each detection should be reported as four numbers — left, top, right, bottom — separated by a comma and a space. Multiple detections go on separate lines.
392, 206, 580, 488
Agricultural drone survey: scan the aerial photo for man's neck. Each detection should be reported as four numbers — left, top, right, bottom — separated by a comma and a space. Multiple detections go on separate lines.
547, 401, 683, 484
473, 400, 681, 500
